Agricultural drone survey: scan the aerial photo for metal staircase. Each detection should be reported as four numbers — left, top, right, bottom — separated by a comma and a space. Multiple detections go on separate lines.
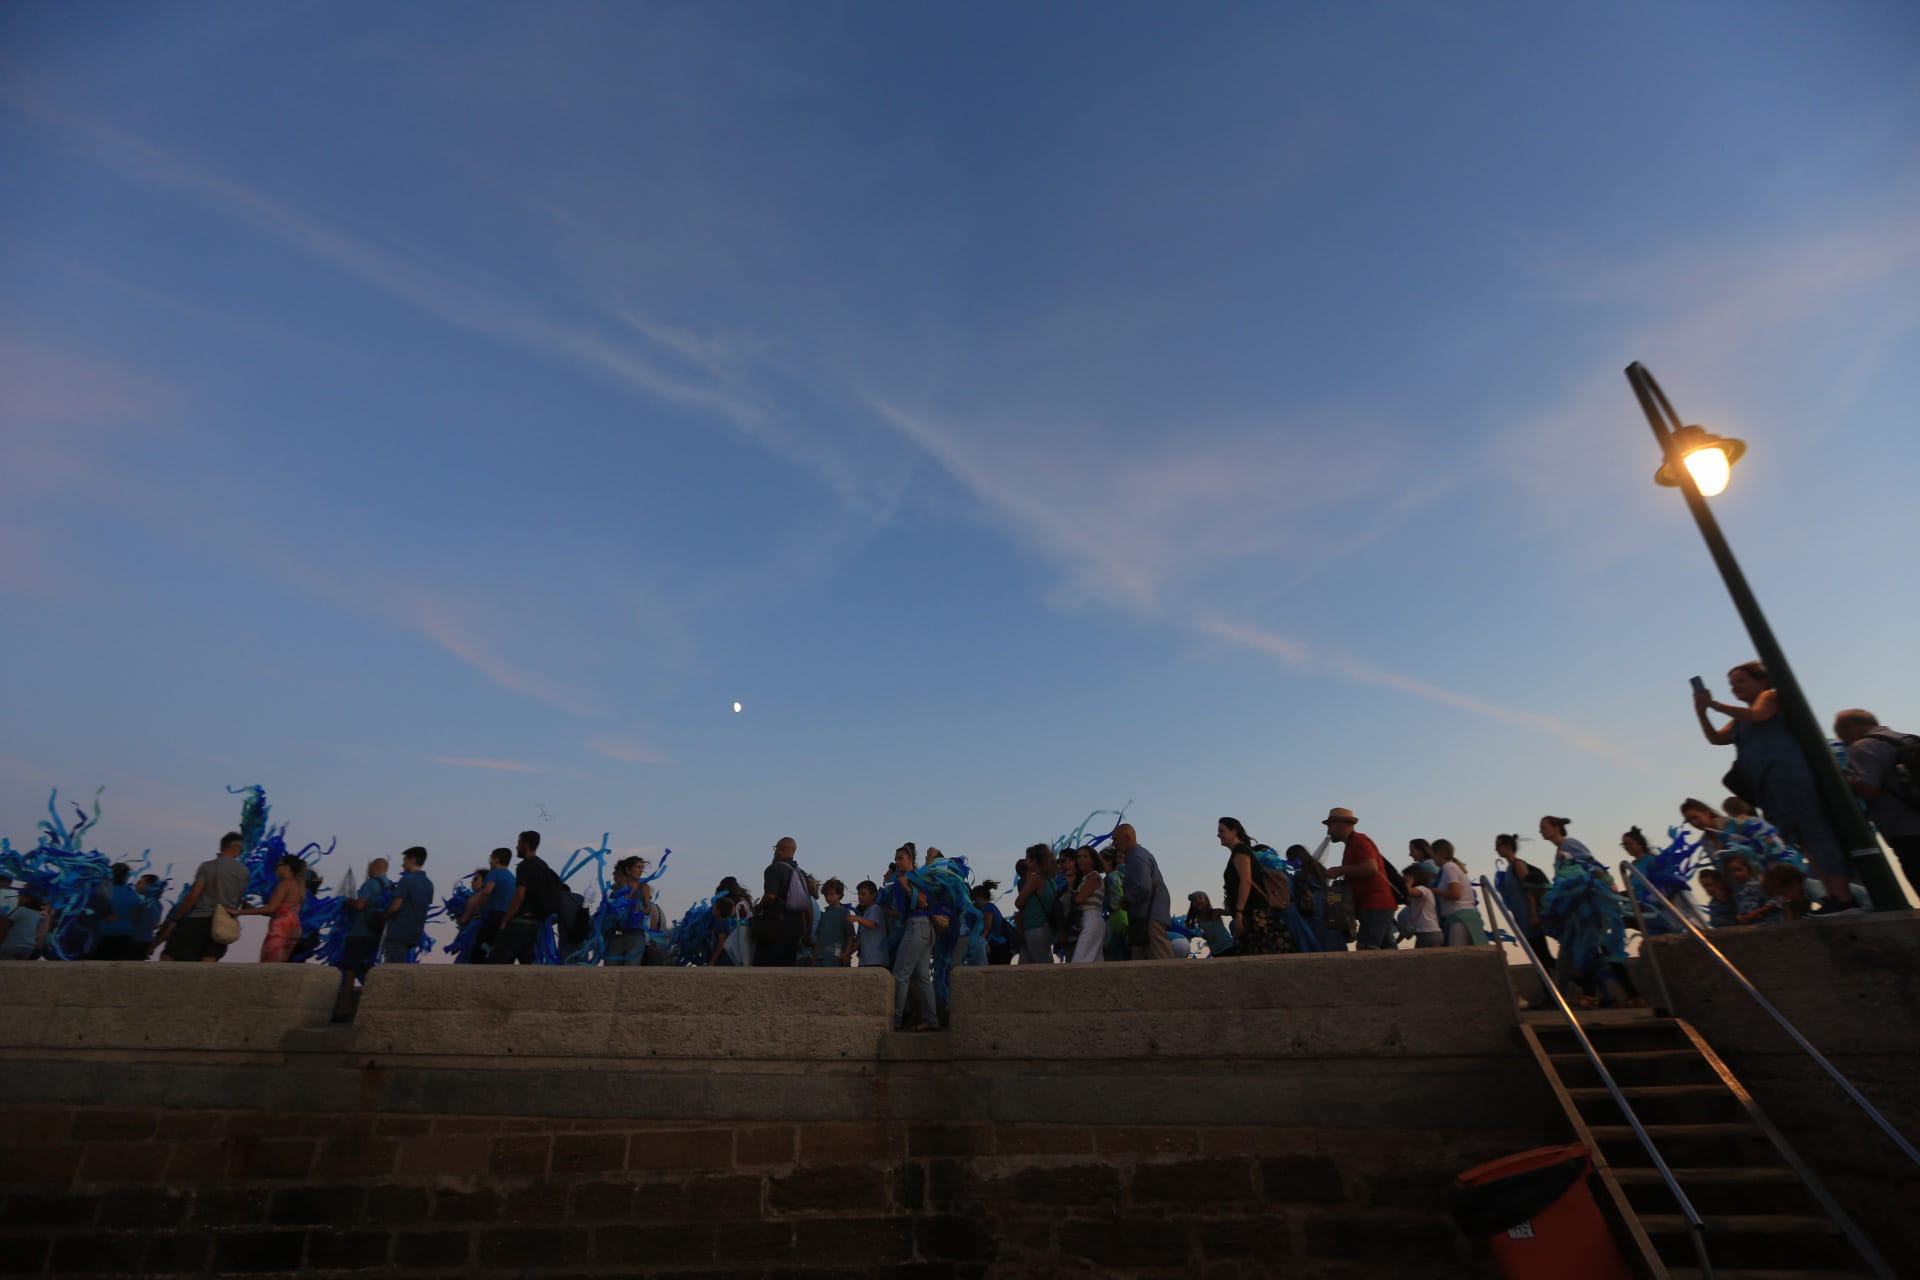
1521, 1011, 1886, 1279
1479, 873, 1910, 1280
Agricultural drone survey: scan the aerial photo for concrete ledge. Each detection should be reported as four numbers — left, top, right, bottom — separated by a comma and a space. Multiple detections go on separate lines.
950, 946, 1516, 1059
352, 964, 896, 1062
1641, 911, 1920, 1058
0, 962, 338, 1055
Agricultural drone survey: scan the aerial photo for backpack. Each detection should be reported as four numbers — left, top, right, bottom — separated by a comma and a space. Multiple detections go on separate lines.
1377, 856, 1409, 906
782, 863, 816, 912
1867, 728, 1920, 810
1247, 845, 1293, 912
1044, 880, 1073, 934
557, 891, 592, 947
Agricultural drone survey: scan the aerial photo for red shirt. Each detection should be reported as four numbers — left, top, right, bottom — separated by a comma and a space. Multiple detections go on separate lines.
1342, 833, 1396, 912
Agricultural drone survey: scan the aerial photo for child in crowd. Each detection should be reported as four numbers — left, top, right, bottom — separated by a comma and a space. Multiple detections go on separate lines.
1760, 863, 1810, 924
1726, 855, 1774, 925
1, 892, 47, 960
1186, 892, 1235, 958
1399, 864, 1443, 948
813, 878, 852, 966
850, 880, 888, 969
1698, 868, 1738, 929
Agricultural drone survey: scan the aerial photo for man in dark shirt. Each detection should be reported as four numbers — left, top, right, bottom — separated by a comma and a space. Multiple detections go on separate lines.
754, 836, 813, 967
487, 831, 563, 965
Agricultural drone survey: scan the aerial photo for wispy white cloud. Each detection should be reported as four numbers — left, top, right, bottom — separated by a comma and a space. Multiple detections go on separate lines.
6, 92, 871, 507
424, 756, 547, 773
589, 737, 672, 766
1194, 618, 1634, 763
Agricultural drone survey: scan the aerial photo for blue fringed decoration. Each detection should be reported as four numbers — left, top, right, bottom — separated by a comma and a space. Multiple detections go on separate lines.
440, 884, 482, 962
0, 788, 130, 960
1050, 802, 1132, 856
1540, 859, 1629, 985
898, 856, 977, 1005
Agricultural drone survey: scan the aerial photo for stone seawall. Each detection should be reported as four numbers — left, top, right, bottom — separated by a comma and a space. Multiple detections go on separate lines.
0, 1105, 1529, 1279
0, 948, 1553, 1278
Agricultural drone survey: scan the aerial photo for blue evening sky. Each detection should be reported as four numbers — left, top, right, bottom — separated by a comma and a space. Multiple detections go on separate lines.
5, 2, 1918, 920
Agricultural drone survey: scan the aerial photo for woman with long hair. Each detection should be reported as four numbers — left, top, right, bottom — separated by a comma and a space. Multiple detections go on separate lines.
1013, 844, 1058, 965
1216, 817, 1293, 956
1428, 839, 1487, 946
1492, 834, 1552, 961
238, 855, 307, 963
1694, 660, 1855, 909
1068, 847, 1106, 963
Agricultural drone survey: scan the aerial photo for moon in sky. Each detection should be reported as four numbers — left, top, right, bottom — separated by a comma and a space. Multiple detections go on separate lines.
732, 701, 743, 714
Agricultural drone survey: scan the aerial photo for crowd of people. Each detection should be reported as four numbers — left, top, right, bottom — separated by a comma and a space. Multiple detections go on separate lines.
4, 665, 1914, 1025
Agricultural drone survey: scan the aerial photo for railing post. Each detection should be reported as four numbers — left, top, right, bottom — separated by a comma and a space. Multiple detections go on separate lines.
1619, 861, 1678, 1018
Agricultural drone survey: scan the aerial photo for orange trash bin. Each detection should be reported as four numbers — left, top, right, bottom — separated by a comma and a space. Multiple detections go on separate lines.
1453, 1144, 1634, 1280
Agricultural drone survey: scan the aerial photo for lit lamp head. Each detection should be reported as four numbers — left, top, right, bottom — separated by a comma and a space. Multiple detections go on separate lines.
1654, 424, 1746, 498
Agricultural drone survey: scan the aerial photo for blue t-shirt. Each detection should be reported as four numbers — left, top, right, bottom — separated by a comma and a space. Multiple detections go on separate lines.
389, 870, 434, 942
813, 903, 852, 961
856, 902, 889, 967
347, 875, 393, 939
133, 896, 163, 942
99, 884, 142, 937
484, 867, 516, 916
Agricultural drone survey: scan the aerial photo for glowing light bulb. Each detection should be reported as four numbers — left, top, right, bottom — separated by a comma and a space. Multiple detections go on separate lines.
1683, 445, 1730, 497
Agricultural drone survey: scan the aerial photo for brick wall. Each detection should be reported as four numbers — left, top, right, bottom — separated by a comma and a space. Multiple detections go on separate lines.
1, 1105, 1514, 1279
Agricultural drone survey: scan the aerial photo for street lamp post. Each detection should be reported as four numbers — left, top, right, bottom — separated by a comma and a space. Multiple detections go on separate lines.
1624, 362, 1908, 911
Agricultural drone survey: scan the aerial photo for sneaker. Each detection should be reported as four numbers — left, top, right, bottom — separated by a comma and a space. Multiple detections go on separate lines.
1809, 899, 1859, 917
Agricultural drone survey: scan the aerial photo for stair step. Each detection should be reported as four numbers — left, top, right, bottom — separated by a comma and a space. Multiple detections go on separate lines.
1568, 1085, 1728, 1101
1549, 1048, 1719, 1087
1567, 1082, 1743, 1124
1589, 1121, 1774, 1169
1589, 1123, 1760, 1140
1641, 1214, 1838, 1235
1612, 1167, 1795, 1185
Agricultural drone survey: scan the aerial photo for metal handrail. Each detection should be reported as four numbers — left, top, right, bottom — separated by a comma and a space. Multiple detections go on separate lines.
1480, 875, 1713, 1278
1620, 860, 1920, 1168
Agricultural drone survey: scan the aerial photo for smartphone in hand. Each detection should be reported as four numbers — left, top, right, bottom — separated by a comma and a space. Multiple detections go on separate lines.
1689, 676, 1707, 695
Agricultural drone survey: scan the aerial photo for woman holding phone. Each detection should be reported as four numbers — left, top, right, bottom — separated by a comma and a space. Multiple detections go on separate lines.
1694, 661, 1857, 911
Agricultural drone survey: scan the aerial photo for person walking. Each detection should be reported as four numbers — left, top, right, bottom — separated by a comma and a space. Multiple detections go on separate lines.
886, 846, 937, 1029
1833, 709, 1920, 890
756, 836, 815, 967
1068, 847, 1106, 963
1114, 824, 1172, 960
1322, 808, 1395, 950
157, 832, 250, 963
380, 848, 434, 965
237, 855, 308, 962
1014, 845, 1058, 965
1493, 835, 1553, 961
487, 831, 563, 965
1694, 661, 1857, 910
462, 848, 516, 962
1216, 818, 1292, 955
93, 864, 145, 961
1429, 839, 1488, 946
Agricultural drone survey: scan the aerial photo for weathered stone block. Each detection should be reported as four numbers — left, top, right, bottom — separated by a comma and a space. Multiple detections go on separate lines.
1131, 1158, 1256, 1204
303, 1229, 392, 1271
768, 1165, 889, 1215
